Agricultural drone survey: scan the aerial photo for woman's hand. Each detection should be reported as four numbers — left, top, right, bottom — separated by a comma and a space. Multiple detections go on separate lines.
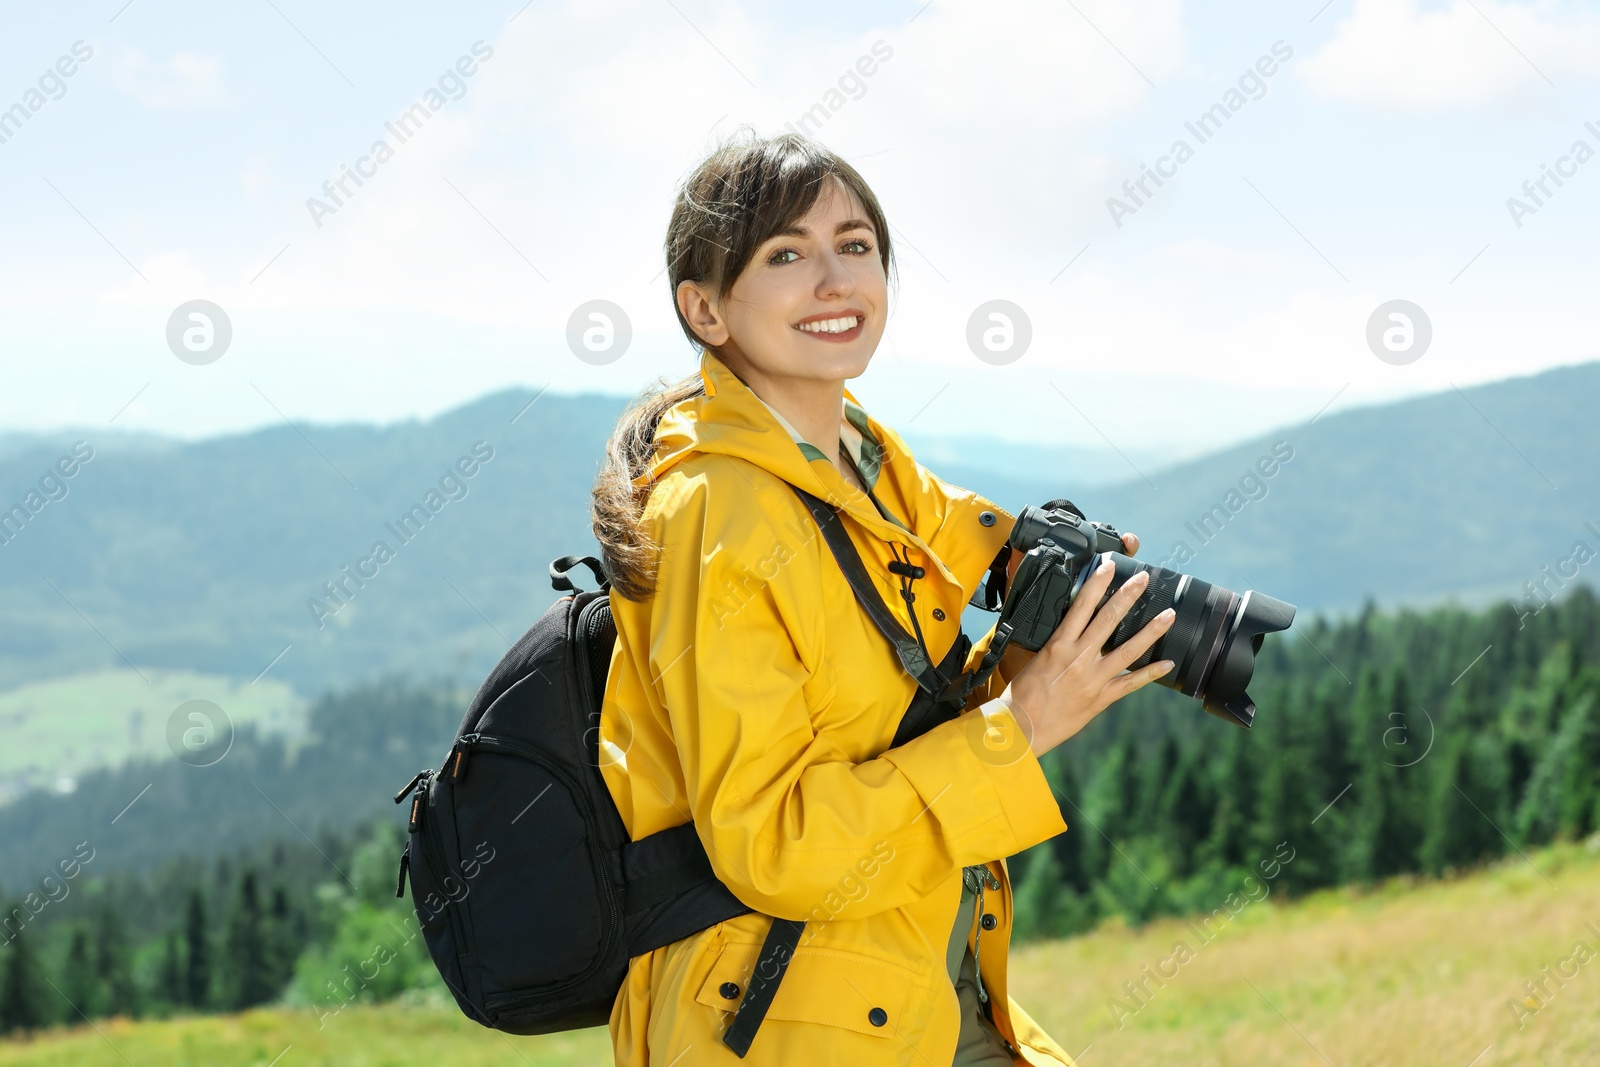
1003, 549, 1174, 759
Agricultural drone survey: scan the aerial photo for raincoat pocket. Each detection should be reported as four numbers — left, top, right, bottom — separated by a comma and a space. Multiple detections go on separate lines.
694, 935, 923, 1039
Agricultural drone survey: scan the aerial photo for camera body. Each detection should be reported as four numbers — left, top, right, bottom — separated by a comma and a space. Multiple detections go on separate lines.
995, 499, 1296, 728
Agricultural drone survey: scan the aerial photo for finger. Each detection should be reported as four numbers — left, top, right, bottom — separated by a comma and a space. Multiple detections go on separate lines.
1081, 567, 1153, 653
1104, 657, 1177, 701
1106, 607, 1176, 673
1051, 554, 1119, 648
1122, 532, 1139, 556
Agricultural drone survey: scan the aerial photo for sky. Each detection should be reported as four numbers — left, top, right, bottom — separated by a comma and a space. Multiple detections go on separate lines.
2, 0, 1598, 464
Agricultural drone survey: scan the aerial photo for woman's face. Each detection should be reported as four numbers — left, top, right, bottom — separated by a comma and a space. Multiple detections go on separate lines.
679, 176, 887, 387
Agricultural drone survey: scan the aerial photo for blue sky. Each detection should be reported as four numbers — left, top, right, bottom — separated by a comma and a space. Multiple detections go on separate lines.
2, 0, 1597, 462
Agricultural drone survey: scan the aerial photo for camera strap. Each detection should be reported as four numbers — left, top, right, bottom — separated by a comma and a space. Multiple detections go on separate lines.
969, 545, 1012, 612
787, 484, 997, 713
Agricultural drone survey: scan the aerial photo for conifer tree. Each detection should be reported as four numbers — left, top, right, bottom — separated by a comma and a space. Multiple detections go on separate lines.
94, 899, 139, 1018
223, 868, 273, 1010
1342, 666, 1389, 883
0, 907, 46, 1035
1157, 746, 1210, 880
1421, 733, 1505, 875
1046, 755, 1090, 894
61, 922, 98, 1020
183, 887, 212, 1009
158, 929, 184, 1011
264, 882, 298, 994
1012, 844, 1066, 941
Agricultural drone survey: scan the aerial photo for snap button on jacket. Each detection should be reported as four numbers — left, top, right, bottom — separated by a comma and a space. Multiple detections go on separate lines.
599, 349, 1078, 1066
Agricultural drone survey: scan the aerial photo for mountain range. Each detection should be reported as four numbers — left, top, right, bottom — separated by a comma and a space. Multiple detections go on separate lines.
0, 360, 1595, 701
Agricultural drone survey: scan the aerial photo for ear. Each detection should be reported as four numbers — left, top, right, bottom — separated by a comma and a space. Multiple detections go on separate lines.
677, 279, 729, 348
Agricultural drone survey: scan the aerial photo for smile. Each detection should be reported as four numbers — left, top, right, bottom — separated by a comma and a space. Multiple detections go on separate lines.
793, 315, 864, 341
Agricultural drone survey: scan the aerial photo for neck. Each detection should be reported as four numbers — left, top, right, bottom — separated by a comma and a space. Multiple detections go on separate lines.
718, 349, 847, 462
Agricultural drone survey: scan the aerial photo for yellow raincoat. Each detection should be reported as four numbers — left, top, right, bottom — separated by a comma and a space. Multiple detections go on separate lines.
598, 348, 1078, 1066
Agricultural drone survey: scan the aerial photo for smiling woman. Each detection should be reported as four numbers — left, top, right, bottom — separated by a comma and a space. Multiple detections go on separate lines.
586, 130, 1090, 1067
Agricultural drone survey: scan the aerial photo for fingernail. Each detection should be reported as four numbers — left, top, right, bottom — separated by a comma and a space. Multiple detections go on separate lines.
1098, 557, 1112, 574
1159, 660, 1175, 672
1159, 608, 1175, 620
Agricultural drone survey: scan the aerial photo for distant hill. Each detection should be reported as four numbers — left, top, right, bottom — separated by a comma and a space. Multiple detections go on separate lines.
0, 361, 1596, 701
1044, 361, 1600, 621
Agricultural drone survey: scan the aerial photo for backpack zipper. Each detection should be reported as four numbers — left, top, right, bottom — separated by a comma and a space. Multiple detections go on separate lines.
393, 767, 474, 987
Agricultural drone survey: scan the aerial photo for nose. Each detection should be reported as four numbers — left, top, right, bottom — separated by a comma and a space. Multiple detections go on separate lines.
815, 248, 856, 301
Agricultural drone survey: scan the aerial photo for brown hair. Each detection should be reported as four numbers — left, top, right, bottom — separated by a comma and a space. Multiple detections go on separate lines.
591, 127, 897, 601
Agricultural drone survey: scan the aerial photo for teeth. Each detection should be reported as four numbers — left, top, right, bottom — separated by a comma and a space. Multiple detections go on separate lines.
797, 316, 860, 334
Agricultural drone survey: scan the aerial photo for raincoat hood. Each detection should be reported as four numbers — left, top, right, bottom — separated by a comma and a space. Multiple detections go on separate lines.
633, 347, 970, 589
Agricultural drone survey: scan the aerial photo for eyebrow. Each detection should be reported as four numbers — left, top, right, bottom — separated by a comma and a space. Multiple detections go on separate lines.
771, 218, 876, 240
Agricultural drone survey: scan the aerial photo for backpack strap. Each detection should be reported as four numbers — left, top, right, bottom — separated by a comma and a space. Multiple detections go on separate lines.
721, 917, 807, 1058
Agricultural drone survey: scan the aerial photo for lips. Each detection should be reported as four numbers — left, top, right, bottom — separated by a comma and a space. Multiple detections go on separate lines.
793, 310, 866, 342
793, 315, 864, 343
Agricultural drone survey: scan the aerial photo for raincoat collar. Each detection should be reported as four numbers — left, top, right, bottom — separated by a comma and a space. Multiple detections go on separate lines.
633, 349, 962, 585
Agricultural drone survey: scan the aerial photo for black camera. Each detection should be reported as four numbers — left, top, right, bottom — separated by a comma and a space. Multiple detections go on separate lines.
994, 498, 1296, 728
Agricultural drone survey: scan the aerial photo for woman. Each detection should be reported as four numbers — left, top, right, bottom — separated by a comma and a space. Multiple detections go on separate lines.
591, 130, 1176, 1066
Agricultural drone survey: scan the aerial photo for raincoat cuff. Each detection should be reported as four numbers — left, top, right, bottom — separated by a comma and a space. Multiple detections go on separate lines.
882, 685, 1067, 861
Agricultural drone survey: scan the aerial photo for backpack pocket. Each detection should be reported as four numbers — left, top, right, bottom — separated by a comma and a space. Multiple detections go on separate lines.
411, 731, 623, 1030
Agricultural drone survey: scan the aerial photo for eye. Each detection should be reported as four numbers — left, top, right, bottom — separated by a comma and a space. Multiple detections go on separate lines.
767, 239, 874, 266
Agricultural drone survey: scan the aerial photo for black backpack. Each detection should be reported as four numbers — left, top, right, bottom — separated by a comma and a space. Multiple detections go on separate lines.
392, 483, 1012, 1057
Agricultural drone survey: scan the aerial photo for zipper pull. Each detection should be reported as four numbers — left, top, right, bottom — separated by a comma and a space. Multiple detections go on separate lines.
449, 734, 481, 782
394, 843, 410, 899
393, 769, 429, 804
408, 789, 426, 833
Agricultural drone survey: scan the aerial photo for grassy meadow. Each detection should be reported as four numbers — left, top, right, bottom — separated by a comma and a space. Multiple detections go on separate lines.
0, 669, 306, 803
3, 839, 1596, 1067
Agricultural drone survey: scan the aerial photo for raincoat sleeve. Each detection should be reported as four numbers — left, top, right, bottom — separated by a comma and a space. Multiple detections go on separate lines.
901, 458, 1037, 715
642, 466, 1067, 923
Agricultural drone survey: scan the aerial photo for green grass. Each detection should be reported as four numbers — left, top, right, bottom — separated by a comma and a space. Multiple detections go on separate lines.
4, 839, 1598, 1066
0, 669, 306, 804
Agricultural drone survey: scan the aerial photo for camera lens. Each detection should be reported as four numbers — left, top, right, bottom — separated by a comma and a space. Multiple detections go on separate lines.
1069, 552, 1295, 728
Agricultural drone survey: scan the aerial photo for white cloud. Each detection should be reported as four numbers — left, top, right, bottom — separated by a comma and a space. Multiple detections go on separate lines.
1299, 0, 1600, 110
113, 48, 228, 109
85, 0, 1188, 325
